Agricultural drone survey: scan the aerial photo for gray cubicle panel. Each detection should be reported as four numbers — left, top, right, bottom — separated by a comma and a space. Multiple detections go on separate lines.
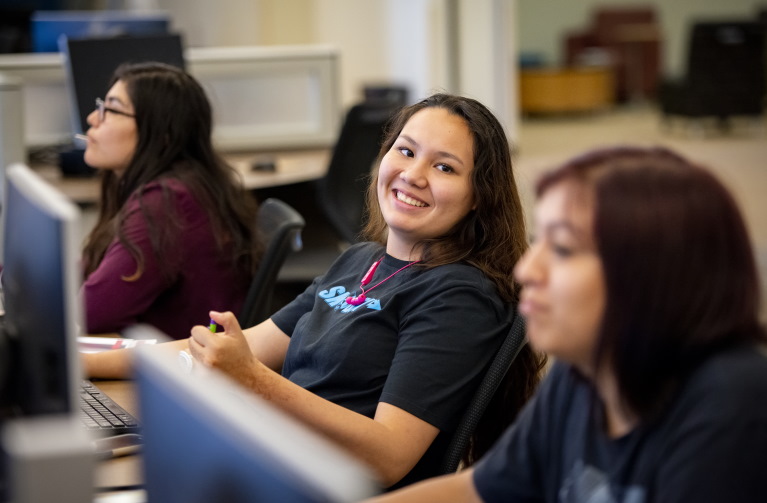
0, 44, 341, 152
0, 52, 68, 148
189, 45, 340, 151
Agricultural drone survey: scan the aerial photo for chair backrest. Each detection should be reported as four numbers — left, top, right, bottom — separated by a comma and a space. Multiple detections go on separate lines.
237, 198, 305, 328
686, 20, 766, 114
315, 101, 400, 245
440, 311, 528, 474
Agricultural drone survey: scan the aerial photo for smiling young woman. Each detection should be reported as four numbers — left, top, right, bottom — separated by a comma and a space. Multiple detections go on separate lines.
84, 93, 547, 491
375, 107, 476, 260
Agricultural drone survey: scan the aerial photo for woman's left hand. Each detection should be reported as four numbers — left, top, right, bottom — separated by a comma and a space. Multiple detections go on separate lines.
188, 310, 259, 385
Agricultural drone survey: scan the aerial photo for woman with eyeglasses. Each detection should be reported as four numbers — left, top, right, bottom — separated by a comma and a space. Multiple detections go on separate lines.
80, 62, 261, 340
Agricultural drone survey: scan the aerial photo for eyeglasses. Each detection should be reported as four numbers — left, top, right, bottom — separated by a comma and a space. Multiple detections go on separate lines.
94, 98, 135, 122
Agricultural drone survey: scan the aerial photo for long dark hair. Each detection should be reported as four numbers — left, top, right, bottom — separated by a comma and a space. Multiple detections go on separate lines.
363, 93, 546, 465
82, 62, 261, 281
363, 93, 527, 303
537, 145, 766, 420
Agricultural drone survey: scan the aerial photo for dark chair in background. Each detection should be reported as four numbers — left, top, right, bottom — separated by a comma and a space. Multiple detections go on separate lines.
440, 312, 528, 474
315, 101, 401, 245
275, 100, 400, 287
659, 20, 766, 130
237, 198, 305, 328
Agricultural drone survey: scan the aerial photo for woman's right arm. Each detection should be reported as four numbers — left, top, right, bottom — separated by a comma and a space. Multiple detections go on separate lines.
81, 318, 290, 379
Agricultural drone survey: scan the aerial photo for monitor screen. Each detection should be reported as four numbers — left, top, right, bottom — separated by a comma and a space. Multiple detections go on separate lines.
132, 325, 380, 503
31, 10, 171, 53
0, 163, 82, 418
60, 33, 185, 135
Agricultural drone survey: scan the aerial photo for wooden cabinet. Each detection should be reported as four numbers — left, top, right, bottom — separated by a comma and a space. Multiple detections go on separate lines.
519, 67, 615, 114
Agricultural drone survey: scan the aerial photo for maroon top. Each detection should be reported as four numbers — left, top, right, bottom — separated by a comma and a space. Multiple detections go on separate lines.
81, 178, 250, 339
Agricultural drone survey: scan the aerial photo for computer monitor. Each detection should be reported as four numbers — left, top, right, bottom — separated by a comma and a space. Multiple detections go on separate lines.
0, 164, 97, 503
60, 33, 185, 135
0, 163, 83, 418
30, 10, 171, 53
131, 325, 380, 503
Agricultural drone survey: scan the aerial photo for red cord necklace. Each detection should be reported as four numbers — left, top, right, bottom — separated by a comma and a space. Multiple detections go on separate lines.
346, 256, 420, 306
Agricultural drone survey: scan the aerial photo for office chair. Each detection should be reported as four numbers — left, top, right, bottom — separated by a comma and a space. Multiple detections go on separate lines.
440, 312, 528, 474
276, 100, 400, 285
659, 20, 766, 130
237, 198, 305, 328
315, 100, 402, 244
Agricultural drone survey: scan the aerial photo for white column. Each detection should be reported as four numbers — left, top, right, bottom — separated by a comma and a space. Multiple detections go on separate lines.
454, 0, 518, 141
382, 0, 519, 140
383, 0, 454, 104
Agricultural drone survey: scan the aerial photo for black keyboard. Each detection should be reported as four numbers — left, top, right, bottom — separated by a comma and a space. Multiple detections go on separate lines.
80, 380, 140, 435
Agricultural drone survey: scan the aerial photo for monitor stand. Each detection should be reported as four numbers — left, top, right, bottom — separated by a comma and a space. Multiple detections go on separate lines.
1, 415, 93, 503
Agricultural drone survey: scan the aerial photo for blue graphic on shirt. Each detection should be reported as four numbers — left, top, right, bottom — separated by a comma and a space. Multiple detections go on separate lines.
318, 286, 382, 312
559, 461, 645, 503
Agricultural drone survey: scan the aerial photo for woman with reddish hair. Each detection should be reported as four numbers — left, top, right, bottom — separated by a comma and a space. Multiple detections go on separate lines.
370, 145, 767, 502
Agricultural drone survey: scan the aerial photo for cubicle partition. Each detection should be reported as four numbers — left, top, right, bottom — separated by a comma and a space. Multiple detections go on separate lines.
0, 52, 67, 148
0, 44, 341, 152
189, 45, 340, 151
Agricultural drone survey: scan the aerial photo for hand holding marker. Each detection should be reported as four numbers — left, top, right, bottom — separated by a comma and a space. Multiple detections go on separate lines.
179, 317, 218, 372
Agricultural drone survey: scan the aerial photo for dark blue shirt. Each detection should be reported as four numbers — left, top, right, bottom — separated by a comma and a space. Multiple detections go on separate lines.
473, 345, 767, 502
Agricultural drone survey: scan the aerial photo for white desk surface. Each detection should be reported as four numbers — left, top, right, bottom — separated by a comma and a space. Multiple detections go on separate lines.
32, 148, 331, 205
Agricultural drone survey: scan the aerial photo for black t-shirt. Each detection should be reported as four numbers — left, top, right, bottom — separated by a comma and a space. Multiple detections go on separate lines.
272, 242, 512, 488
473, 344, 767, 502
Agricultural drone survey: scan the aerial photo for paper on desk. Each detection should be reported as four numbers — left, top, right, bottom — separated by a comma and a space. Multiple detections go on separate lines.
78, 336, 157, 353
93, 489, 147, 503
